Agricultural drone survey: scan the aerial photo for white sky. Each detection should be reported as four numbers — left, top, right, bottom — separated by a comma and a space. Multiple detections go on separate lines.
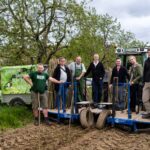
85, 0, 150, 43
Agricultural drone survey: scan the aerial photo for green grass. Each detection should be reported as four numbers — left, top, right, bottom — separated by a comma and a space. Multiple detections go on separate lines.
0, 106, 32, 131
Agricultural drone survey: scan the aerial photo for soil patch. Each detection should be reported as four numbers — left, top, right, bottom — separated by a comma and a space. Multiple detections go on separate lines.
0, 123, 150, 150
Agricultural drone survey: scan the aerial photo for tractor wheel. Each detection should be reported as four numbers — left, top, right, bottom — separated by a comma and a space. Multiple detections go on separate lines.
96, 110, 111, 130
80, 108, 94, 128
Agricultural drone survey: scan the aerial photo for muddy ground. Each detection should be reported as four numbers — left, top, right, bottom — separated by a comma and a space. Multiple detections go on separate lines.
0, 123, 150, 150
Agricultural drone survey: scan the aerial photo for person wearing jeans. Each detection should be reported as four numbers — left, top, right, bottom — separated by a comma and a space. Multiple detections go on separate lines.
53, 57, 71, 112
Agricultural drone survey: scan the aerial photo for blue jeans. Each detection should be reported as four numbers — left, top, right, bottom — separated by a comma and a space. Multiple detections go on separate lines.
56, 84, 68, 113
92, 80, 103, 103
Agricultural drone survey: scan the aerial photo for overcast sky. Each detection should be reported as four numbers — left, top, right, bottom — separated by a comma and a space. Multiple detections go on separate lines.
87, 0, 150, 43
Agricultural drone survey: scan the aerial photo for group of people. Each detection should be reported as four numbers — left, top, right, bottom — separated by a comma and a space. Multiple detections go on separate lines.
23, 50, 150, 126
23, 53, 105, 125
110, 56, 143, 112
110, 49, 150, 119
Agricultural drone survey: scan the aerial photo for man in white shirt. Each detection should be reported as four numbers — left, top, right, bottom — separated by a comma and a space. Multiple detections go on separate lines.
68, 56, 86, 102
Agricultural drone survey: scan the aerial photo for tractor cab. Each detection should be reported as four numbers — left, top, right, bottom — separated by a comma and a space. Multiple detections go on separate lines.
115, 48, 148, 69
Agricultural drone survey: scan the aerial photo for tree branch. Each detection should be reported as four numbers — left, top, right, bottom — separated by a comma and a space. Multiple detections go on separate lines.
7, 0, 19, 21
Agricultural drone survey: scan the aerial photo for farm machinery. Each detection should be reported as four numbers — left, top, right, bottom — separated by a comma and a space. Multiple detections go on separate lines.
47, 47, 150, 132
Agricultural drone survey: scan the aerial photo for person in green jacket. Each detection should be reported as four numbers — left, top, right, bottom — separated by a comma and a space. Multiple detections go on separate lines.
129, 56, 143, 112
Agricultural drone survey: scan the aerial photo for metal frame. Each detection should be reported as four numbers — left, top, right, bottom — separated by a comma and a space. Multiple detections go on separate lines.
48, 79, 150, 131
107, 82, 150, 132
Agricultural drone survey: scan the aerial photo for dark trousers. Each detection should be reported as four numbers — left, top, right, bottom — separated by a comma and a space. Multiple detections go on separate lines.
114, 85, 126, 110
130, 84, 142, 112
92, 80, 103, 103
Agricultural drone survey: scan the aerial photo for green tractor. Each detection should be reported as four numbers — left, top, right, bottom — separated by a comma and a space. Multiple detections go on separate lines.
116, 47, 148, 69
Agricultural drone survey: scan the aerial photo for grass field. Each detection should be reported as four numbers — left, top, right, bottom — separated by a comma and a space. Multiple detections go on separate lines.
0, 106, 32, 131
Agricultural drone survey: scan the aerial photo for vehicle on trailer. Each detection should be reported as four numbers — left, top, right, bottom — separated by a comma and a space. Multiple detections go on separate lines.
0, 65, 37, 106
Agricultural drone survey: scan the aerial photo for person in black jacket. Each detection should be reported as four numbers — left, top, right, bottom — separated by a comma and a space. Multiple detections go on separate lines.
84, 54, 105, 103
142, 49, 150, 118
109, 58, 130, 110
53, 57, 71, 112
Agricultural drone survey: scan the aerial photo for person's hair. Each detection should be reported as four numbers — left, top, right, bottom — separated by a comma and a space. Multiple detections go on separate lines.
148, 49, 150, 52
129, 55, 136, 60
93, 53, 99, 60
37, 63, 44, 66
93, 53, 99, 56
116, 57, 121, 60
59, 57, 66, 62
76, 56, 81, 59
76, 56, 82, 61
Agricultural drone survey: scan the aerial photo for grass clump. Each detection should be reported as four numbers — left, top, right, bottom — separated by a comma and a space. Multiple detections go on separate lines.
0, 106, 32, 130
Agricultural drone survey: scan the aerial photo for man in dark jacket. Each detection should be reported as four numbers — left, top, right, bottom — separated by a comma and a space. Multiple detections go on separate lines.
110, 58, 130, 110
142, 49, 150, 118
84, 53, 105, 103
53, 57, 71, 112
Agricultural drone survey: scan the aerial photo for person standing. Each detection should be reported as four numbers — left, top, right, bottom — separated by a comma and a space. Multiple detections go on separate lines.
84, 53, 105, 103
109, 58, 130, 110
23, 63, 63, 126
68, 56, 86, 102
129, 56, 143, 112
142, 49, 150, 118
53, 57, 71, 112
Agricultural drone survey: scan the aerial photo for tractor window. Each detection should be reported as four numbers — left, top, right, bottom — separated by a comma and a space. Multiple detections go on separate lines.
136, 55, 143, 66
